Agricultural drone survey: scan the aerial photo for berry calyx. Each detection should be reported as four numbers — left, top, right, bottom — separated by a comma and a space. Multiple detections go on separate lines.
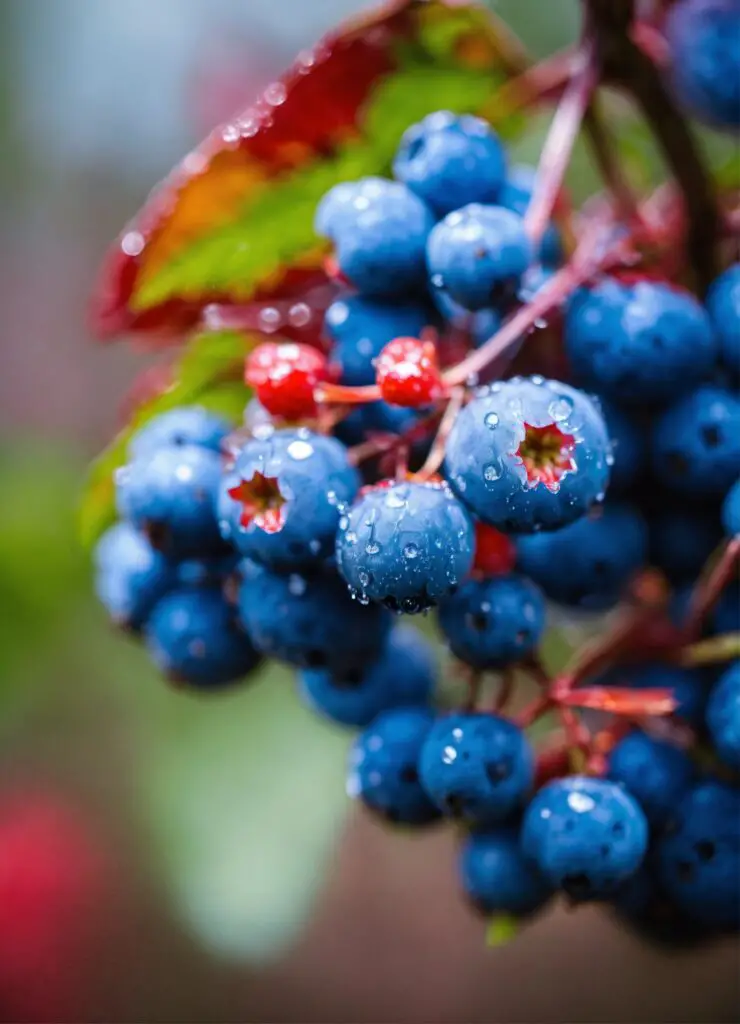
375, 337, 446, 407
227, 471, 287, 533
516, 422, 576, 490
472, 522, 517, 576
245, 342, 330, 419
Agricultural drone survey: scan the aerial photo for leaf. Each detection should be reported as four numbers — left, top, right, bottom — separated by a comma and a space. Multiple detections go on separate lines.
680, 633, 740, 667
78, 328, 254, 550
139, 665, 351, 964
91, 0, 530, 341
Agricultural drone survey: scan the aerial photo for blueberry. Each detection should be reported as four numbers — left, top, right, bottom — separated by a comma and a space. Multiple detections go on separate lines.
652, 385, 740, 497
497, 164, 564, 267
116, 444, 226, 559
722, 477, 740, 536
315, 177, 388, 238
347, 706, 440, 826
324, 295, 433, 386
521, 776, 648, 900
237, 562, 390, 676
333, 400, 424, 450
608, 731, 696, 829
706, 661, 740, 769
145, 587, 261, 689
656, 781, 740, 930
706, 263, 740, 376
432, 288, 502, 347
666, 0, 740, 129
426, 204, 532, 311
175, 554, 239, 588
94, 522, 177, 630
392, 111, 507, 217
565, 278, 717, 404
128, 407, 231, 459
599, 399, 645, 493
299, 625, 437, 727
317, 177, 434, 297
611, 863, 710, 950
444, 376, 612, 533
335, 479, 475, 614
418, 713, 534, 824
516, 504, 648, 610
712, 586, 740, 634
649, 506, 722, 583
438, 573, 546, 669
620, 663, 709, 726
459, 827, 553, 918
220, 428, 359, 571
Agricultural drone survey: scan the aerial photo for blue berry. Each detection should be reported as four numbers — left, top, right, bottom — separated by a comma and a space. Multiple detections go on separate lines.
611, 864, 710, 950
299, 625, 436, 727
656, 781, 740, 930
94, 522, 176, 630
722, 477, 740, 535
652, 385, 740, 497
565, 278, 717, 404
175, 554, 239, 588
336, 479, 474, 614
324, 295, 433, 386
333, 400, 423, 449
649, 506, 722, 583
116, 445, 225, 559
347, 707, 440, 826
145, 587, 261, 689
317, 177, 434, 298
438, 574, 546, 669
599, 399, 645, 493
445, 377, 612, 533
497, 164, 563, 267
237, 562, 389, 675
418, 713, 534, 824
706, 263, 740, 375
521, 776, 648, 900
459, 827, 553, 918
427, 204, 532, 312
315, 177, 387, 238
220, 428, 359, 571
620, 663, 708, 726
432, 288, 502, 347
392, 111, 506, 217
608, 731, 695, 829
128, 406, 230, 459
516, 504, 648, 610
706, 661, 740, 769
666, 0, 740, 129
713, 585, 740, 634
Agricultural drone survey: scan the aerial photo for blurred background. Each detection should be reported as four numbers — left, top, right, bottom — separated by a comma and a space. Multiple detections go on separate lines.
0, 0, 737, 1020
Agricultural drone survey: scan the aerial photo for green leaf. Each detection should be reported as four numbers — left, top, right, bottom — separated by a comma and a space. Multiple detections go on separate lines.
78, 328, 253, 550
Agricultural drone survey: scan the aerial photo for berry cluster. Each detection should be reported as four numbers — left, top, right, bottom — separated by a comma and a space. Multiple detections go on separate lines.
94, 106, 740, 945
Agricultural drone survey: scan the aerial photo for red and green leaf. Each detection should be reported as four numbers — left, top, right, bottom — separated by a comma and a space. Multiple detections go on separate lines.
91, 0, 529, 341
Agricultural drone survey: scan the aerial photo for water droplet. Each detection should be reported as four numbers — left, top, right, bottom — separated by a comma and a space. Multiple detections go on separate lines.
326, 490, 338, 506
403, 543, 419, 559
121, 231, 145, 257
288, 575, 307, 596
548, 396, 574, 421
451, 727, 463, 740
358, 570, 370, 587
258, 307, 281, 332
484, 412, 499, 430
386, 489, 407, 509
309, 539, 321, 554
222, 123, 240, 143
605, 452, 615, 467
339, 515, 349, 531
286, 440, 314, 461
357, 592, 370, 605
288, 302, 311, 328
264, 81, 287, 106
567, 792, 595, 813
365, 541, 380, 555
484, 463, 502, 482
345, 531, 358, 544
442, 745, 458, 764
430, 273, 444, 289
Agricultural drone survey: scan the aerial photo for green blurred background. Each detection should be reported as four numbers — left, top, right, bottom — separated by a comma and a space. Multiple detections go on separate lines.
0, 1, 737, 1020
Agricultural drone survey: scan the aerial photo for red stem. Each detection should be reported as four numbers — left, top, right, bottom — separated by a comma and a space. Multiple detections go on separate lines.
684, 537, 740, 641
413, 386, 465, 482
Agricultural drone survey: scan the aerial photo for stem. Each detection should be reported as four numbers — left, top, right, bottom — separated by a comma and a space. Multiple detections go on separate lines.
490, 47, 577, 118
413, 387, 465, 481
524, 41, 598, 247
680, 633, 740, 668
684, 537, 740, 640
583, 101, 645, 228
494, 668, 516, 713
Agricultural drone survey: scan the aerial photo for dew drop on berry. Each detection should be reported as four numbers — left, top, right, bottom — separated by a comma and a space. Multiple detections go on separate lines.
484, 463, 503, 482
346, 531, 358, 544
442, 745, 458, 764
484, 412, 500, 430
286, 440, 314, 461
386, 490, 408, 509
365, 541, 380, 555
548, 396, 574, 422
403, 543, 419, 559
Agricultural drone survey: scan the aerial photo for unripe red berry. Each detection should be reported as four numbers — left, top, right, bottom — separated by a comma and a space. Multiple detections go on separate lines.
375, 337, 446, 407
245, 342, 329, 419
473, 521, 517, 576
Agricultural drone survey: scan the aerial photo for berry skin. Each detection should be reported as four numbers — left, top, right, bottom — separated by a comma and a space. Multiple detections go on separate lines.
116, 444, 225, 559
93, 522, 176, 630
392, 111, 507, 217
564, 278, 717, 404
317, 177, 434, 298
245, 342, 329, 420
299, 625, 436, 727
656, 781, 740, 930
521, 776, 649, 901
237, 562, 390, 676
666, 0, 740, 129
444, 376, 612, 534
221, 428, 359, 571
497, 164, 564, 267
128, 406, 230, 459
706, 262, 740, 375
459, 827, 553, 918
324, 295, 433, 387
426, 204, 532, 312
472, 522, 517, 576
651, 385, 740, 497
438, 574, 546, 670
335, 479, 475, 614
620, 664, 708, 726
347, 707, 440, 826
706, 661, 740, 769
599, 399, 645, 493
375, 337, 445, 407
418, 713, 534, 824
516, 504, 648, 610
649, 506, 722, 583
611, 864, 709, 951
608, 731, 695, 829
145, 587, 261, 689
722, 476, 740, 536
314, 177, 387, 238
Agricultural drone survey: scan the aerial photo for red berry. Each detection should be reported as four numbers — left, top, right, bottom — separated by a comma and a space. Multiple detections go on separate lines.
473, 522, 517, 576
375, 337, 446, 408
245, 342, 329, 419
